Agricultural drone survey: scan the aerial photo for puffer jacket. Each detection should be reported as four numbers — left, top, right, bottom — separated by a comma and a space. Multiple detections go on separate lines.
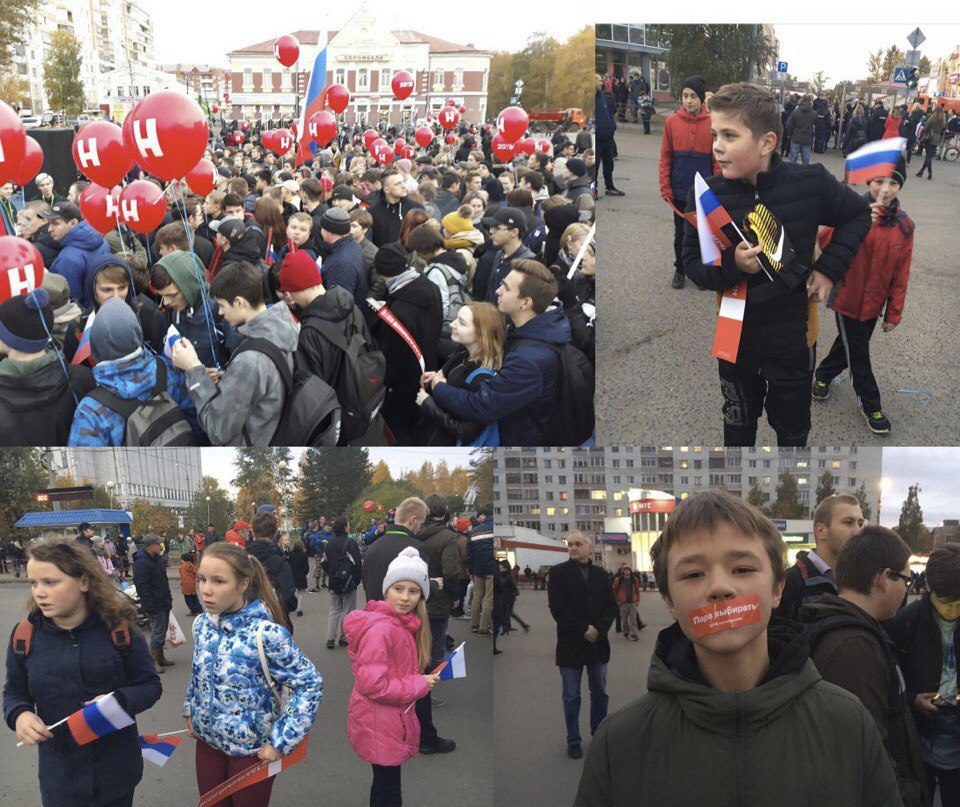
183, 599, 322, 757
786, 100, 818, 147
343, 600, 431, 766
49, 221, 111, 308
659, 105, 718, 201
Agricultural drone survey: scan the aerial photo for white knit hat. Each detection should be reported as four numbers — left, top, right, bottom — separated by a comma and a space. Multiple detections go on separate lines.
382, 546, 430, 600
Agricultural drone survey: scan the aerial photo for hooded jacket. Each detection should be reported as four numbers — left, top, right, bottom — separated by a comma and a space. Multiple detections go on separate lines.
68, 350, 197, 447
295, 285, 361, 388
183, 600, 322, 757
542, 205, 580, 269
427, 187, 462, 221
786, 99, 818, 147
417, 519, 465, 619
29, 224, 63, 268
565, 175, 593, 204
320, 234, 369, 309
659, 104, 719, 201
220, 228, 264, 268
431, 307, 570, 446
480, 243, 535, 304
465, 518, 496, 577
343, 601, 432, 766
132, 547, 173, 614
185, 303, 299, 446
574, 621, 902, 807
773, 551, 838, 623
423, 249, 470, 328
367, 192, 424, 248
0, 353, 94, 446
3, 612, 161, 807
247, 538, 297, 614
49, 221, 111, 308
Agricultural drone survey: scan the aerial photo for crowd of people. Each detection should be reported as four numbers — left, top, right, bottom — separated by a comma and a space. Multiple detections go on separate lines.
534, 490, 960, 806
0, 117, 596, 447
3, 494, 495, 806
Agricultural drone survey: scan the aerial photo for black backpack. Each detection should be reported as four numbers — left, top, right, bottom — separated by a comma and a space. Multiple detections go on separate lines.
87, 359, 198, 446
231, 337, 341, 447
516, 339, 595, 447
301, 307, 386, 444
327, 540, 360, 595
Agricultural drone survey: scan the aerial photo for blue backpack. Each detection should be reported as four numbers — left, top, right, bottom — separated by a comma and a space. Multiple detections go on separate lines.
457, 367, 500, 447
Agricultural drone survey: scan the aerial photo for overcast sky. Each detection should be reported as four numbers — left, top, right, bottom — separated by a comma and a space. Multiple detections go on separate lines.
199, 448, 475, 496
145, 0, 590, 64
880, 448, 960, 528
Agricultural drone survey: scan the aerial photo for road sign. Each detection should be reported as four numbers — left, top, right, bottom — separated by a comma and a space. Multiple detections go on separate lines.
893, 67, 910, 85
777, 61, 788, 74
907, 27, 926, 49
905, 49, 921, 68
35, 485, 94, 503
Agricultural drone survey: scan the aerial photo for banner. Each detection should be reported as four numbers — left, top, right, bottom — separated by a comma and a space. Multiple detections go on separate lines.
198, 737, 308, 807
368, 299, 425, 372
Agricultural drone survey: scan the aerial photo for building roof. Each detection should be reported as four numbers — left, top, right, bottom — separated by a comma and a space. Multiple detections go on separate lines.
228, 29, 485, 57
15, 509, 133, 528
158, 64, 225, 74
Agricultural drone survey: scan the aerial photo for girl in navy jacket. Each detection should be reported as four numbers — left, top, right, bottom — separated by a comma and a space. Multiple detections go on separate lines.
3, 538, 162, 807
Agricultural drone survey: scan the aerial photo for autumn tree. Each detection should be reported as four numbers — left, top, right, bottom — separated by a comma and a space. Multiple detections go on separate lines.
347, 480, 424, 530
0, 448, 46, 544
130, 500, 178, 537
0, 71, 30, 109
487, 51, 515, 118
370, 460, 392, 485
747, 483, 767, 514
918, 55, 931, 76
43, 31, 86, 113
547, 26, 594, 111
866, 48, 885, 83
810, 70, 829, 95
0, 0, 41, 56
183, 476, 235, 534
470, 448, 494, 505
881, 45, 906, 81
815, 471, 836, 506
53, 473, 112, 510
232, 448, 292, 521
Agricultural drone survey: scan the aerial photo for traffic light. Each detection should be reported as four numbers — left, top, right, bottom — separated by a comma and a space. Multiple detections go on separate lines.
907, 68, 919, 90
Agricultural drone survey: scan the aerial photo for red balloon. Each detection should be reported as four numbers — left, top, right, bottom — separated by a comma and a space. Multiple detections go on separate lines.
267, 128, 293, 155
274, 34, 300, 68
260, 129, 275, 151
185, 158, 218, 197
118, 180, 167, 234
363, 500, 375, 513
445, 133, 456, 145
497, 106, 529, 144
414, 127, 433, 149
0, 237, 44, 303
391, 71, 415, 101
124, 91, 208, 181
518, 137, 536, 156
446, 99, 457, 106
240, 120, 251, 131
0, 101, 27, 186
72, 121, 132, 188
400, 145, 415, 160
370, 138, 393, 165
211, 104, 219, 114
393, 137, 406, 155
326, 84, 350, 115
362, 129, 379, 150
377, 505, 383, 512
536, 139, 551, 154
426, 116, 433, 124
438, 106, 460, 131
319, 177, 333, 193
79, 183, 122, 235
459, 106, 466, 115
232, 131, 245, 145
11, 136, 43, 186
308, 111, 337, 147
491, 131, 518, 162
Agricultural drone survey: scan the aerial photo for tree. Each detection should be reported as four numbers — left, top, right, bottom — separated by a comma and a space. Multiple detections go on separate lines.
881, 45, 906, 81
53, 474, 112, 510
746, 483, 767, 513
918, 55, 931, 76
769, 472, 805, 519
183, 476, 235, 534
470, 448, 494, 506
0, 71, 30, 109
130, 500, 178, 538
43, 31, 86, 113
0, 449, 46, 544
295, 448, 371, 525
810, 70, 829, 95
511, 32, 560, 110
866, 48, 885, 84
232, 448, 292, 520
0, 0, 41, 57
547, 26, 594, 111
486, 51, 515, 121
347, 480, 423, 530
854, 483, 873, 523
652, 25, 778, 95
815, 471, 836, 506
370, 460, 392, 485
897, 484, 924, 551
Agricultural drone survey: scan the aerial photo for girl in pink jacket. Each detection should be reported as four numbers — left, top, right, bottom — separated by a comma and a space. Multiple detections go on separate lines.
343, 547, 440, 807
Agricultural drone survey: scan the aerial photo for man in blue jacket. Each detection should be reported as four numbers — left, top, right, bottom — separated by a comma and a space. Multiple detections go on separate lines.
430, 259, 568, 446
41, 202, 110, 308
132, 534, 174, 674
465, 504, 495, 634
316, 207, 368, 308
594, 74, 624, 198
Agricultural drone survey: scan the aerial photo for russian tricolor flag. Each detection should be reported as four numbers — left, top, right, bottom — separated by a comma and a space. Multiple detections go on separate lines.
845, 137, 906, 185
140, 734, 184, 767
67, 693, 134, 746
296, 32, 328, 166
71, 309, 95, 366
436, 642, 467, 681
694, 173, 734, 265
162, 324, 182, 361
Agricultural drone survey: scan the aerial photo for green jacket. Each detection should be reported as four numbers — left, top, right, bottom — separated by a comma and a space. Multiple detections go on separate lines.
575, 622, 903, 807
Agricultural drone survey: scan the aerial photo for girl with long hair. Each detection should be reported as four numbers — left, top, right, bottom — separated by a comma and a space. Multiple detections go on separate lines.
184, 542, 322, 806
917, 104, 947, 180
343, 547, 439, 807
4, 538, 162, 807
254, 197, 288, 257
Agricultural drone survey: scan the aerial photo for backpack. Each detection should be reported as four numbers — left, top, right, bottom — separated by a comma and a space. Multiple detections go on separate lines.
232, 337, 341, 447
327, 539, 359, 595
426, 261, 472, 334
301, 307, 386, 444
516, 339, 595, 447
456, 367, 500, 447
13, 618, 131, 658
87, 359, 198, 446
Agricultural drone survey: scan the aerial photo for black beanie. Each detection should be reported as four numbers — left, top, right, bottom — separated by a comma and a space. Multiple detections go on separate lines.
892, 153, 907, 188
0, 289, 53, 353
374, 243, 409, 278
681, 75, 707, 105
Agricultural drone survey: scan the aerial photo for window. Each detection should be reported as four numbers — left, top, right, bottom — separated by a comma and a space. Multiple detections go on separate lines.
613, 476, 620, 484
544, 475, 552, 483
849, 478, 857, 487
626, 459, 634, 468
641, 458, 656, 467
590, 490, 606, 500
262, 68, 272, 91
380, 68, 391, 89
335, 68, 345, 86
613, 492, 623, 501
709, 474, 723, 485
454, 67, 463, 87
679, 461, 688, 469
694, 460, 702, 469
482, 69, 488, 91
434, 68, 443, 87
798, 477, 808, 485
243, 68, 253, 91
543, 460, 552, 468
558, 476, 566, 484
763, 476, 771, 484
680, 476, 688, 485
357, 69, 369, 90
522, 473, 537, 484
748, 476, 756, 484
850, 461, 857, 469
558, 460, 565, 468
559, 491, 568, 500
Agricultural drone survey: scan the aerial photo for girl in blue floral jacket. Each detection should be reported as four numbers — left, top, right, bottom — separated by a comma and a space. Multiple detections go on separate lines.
183, 542, 322, 805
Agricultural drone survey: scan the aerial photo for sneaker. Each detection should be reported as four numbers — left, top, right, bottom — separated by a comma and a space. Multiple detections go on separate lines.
338, 637, 348, 647
326, 640, 335, 649
431, 695, 446, 708
671, 269, 685, 289
455, 614, 470, 621
471, 627, 480, 634
811, 379, 831, 401
296, 610, 303, 617
478, 628, 493, 636
308, 588, 319, 593
605, 187, 625, 196
567, 743, 583, 759
419, 737, 456, 755
861, 409, 891, 434
493, 648, 504, 656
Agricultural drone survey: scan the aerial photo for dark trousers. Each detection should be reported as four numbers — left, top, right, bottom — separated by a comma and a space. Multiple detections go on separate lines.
595, 137, 615, 190
926, 762, 960, 807
641, 115, 651, 134
451, 578, 469, 617
816, 314, 881, 412
184, 594, 202, 614
148, 610, 169, 650
672, 201, 686, 272
919, 143, 936, 177
102, 793, 135, 807
196, 740, 276, 806
718, 345, 815, 446
371, 764, 402, 807
906, 137, 917, 163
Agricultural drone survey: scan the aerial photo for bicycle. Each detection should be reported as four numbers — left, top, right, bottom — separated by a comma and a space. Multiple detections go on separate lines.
943, 133, 960, 162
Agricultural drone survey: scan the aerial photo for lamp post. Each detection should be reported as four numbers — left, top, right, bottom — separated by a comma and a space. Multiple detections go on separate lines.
278, 461, 288, 531
205, 496, 211, 526
106, 480, 115, 510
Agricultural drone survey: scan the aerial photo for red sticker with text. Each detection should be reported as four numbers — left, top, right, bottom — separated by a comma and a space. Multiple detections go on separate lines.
689, 596, 762, 638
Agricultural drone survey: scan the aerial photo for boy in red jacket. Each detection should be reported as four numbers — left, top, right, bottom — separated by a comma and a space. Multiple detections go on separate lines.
659, 75, 719, 289
812, 155, 913, 435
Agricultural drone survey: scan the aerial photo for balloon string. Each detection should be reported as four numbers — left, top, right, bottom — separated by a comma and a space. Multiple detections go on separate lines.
31, 290, 79, 408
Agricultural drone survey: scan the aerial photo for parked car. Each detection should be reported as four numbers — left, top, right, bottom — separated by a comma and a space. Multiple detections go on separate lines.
19, 115, 41, 129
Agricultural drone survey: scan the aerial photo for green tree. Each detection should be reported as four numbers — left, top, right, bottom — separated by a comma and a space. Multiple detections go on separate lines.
815, 470, 836, 506
897, 484, 924, 551
769, 472, 805, 519
347, 480, 424, 530
866, 48, 885, 83
130, 500, 178, 537
881, 45, 906, 81
470, 448, 494, 506
183, 476, 235, 533
854, 482, 873, 523
43, 31, 86, 113
651, 25, 778, 95
547, 26, 594, 111
918, 55, 931, 76
295, 448, 371, 524
746, 483, 767, 513
487, 51, 515, 119
232, 448, 292, 519
0, 0, 41, 56
0, 449, 46, 544
511, 32, 560, 110
810, 70, 829, 95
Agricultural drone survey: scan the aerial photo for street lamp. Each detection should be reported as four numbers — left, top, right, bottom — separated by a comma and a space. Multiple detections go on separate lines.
106, 480, 115, 509
277, 461, 288, 530
205, 496, 211, 525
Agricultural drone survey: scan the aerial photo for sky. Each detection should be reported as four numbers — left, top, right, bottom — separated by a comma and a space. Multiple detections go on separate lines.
144, 0, 590, 64
880, 448, 960, 528
199, 448, 476, 496
771, 24, 960, 85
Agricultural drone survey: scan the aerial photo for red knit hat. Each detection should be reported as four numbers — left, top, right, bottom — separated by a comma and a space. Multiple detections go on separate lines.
279, 250, 322, 292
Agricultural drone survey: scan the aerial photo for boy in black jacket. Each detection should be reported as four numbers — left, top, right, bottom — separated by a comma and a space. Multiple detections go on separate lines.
682, 83, 871, 447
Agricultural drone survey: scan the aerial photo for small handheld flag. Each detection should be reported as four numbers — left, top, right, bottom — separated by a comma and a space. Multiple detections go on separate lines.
71, 309, 96, 366
162, 324, 182, 361
140, 733, 184, 767
437, 642, 467, 681
845, 137, 906, 185
67, 692, 134, 746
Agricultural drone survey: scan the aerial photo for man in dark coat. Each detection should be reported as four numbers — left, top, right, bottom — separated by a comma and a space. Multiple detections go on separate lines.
547, 531, 617, 759
367, 168, 424, 247
594, 73, 624, 197
418, 494, 466, 653
465, 504, 496, 633
316, 207, 368, 308
132, 534, 174, 672
246, 511, 297, 628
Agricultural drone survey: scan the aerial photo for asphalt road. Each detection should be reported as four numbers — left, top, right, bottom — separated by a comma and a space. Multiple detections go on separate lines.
597, 121, 960, 445
0, 572, 493, 806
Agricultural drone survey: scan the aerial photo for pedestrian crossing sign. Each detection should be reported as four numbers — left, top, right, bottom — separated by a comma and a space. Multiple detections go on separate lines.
893, 67, 909, 84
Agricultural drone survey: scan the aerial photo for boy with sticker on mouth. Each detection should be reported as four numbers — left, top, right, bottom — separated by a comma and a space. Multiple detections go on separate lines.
574, 490, 902, 807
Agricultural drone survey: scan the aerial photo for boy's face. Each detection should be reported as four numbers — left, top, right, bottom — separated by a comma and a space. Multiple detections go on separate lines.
711, 111, 774, 184
868, 176, 900, 206
663, 521, 783, 658
155, 283, 187, 312
681, 88, 702, 115
215, 297, 249, 327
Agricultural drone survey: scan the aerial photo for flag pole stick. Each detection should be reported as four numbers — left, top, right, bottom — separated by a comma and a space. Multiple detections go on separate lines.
16, 691, 115, 747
